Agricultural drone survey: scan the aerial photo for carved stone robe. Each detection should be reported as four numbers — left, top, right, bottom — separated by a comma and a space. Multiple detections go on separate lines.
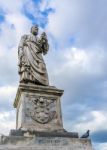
18, 34, 49, 86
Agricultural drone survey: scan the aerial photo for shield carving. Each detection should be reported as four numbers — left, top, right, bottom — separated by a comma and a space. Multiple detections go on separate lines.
30, 97, 56, 124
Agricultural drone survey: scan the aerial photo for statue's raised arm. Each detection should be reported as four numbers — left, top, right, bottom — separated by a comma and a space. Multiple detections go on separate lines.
18, 25, 49, 86
39, 32, 49, 55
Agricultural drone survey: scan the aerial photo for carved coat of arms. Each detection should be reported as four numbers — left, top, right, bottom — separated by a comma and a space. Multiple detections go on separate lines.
26, 97, 56, 124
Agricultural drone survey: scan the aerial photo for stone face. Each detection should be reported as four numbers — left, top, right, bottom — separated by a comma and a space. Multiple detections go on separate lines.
14, 83, 64, 132
0, 136, 93, 150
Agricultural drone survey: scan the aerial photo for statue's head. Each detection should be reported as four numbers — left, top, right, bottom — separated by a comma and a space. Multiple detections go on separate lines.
31, 25, 38, 35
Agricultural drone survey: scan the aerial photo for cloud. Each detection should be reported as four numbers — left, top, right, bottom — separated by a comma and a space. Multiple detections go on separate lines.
46, 46, 107, 145
47, 0, 107, 49
44, 2, 107, 146
73, 111, 107, 133
0, 110, 15, 135
47, 47, 107, 102
0, 0, 23, 13
0, 85, 17, 111
94, 143, 107, 150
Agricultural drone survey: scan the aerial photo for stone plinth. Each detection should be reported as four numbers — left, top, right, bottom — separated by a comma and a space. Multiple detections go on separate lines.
14, 83, 64, 132
0, 135, 93, 150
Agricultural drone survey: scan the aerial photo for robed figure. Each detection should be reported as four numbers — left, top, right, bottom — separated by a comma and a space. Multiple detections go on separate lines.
18, 25, 49, 86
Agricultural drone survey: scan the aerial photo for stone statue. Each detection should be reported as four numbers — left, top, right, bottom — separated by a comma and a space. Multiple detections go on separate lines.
18, 25, 49, 86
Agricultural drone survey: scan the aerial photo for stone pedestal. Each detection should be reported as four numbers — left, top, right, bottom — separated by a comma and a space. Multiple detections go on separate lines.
7, 83, 93, 150
0, 135, 93, 150
14, 83, 64, 132
0, 83, 94, 150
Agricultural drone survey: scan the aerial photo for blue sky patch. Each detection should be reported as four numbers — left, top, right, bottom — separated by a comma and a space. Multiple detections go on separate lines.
32, 0, 42, 5
0, 15, 5, 23
92, 130, 107, 143
41, 8, 55, 17
0, 8, 5, 23
23, 1, 54, 28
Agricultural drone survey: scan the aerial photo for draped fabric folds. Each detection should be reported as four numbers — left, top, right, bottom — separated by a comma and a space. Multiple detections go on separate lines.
18, 34, 49, 86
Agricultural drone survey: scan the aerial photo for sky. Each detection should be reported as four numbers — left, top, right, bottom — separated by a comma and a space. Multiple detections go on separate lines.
0, 0, 107, 149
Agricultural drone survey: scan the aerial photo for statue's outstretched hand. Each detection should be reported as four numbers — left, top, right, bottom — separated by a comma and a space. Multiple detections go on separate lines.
40, 32, 49, 55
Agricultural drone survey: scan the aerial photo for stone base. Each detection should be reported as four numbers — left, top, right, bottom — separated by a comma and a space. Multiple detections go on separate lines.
0, 134, 93, 150
14, 83, 64, 132
9, 130, 79, 138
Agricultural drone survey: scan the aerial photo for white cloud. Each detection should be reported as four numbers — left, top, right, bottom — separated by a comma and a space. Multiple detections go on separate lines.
47, 46, 107, 91
72, 110, 107, 133
0, 0, 23, 13
63, 109, 107, 137
0, 85, 17, 101
63, 47, 107, 76
0, 110, 15, 135
39, 0, 50, 12
47, 0, 107, 48
0, 85, 17, 112
5, 13, 32, 39
94, 143, 107, 150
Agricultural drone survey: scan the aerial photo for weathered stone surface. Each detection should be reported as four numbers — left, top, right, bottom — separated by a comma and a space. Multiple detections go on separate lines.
0, 135, 93, 150
18, 25, 49, 86
9, 130, 78, 138
14, 83, 64, 132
